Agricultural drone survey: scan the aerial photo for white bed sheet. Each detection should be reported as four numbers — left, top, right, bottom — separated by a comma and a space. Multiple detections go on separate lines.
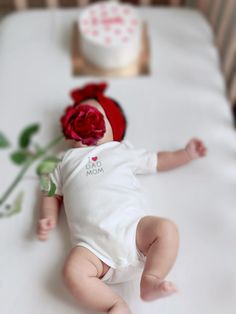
0, 7, 236, 314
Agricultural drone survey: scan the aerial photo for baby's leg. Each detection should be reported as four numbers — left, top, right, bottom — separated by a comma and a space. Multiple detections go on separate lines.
136, 216, 179, 302
63, 246, 131, 314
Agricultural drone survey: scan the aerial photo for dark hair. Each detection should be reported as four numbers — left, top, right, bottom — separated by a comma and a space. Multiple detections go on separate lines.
109, 98, 127, 140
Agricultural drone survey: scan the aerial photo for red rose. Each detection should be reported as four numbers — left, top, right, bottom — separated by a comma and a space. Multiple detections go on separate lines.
61, 104, 106, 146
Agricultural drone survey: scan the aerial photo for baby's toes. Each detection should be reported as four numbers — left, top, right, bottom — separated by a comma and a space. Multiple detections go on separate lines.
160, 281, 178, 294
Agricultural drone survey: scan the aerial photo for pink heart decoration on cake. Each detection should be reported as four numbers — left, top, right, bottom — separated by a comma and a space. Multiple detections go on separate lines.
92, 157, 98, 161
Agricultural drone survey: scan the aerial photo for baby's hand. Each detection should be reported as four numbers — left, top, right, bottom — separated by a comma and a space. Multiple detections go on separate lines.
37, 217, 56, 241
185, 138, 207, 160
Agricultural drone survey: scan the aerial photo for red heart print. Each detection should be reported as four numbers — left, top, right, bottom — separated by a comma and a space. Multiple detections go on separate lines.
92, 157, 98, 161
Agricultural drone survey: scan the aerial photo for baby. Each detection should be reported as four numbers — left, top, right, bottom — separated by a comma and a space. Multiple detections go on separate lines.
37, 82, 207, 314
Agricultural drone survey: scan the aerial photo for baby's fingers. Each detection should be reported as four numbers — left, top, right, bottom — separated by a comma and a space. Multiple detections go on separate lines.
37, 230, 49, 241
37, 218, 56, 241
193, 139, 207, 155
39, 218, 55, 230
198, 141, 207, 150
198, 145, 207, 157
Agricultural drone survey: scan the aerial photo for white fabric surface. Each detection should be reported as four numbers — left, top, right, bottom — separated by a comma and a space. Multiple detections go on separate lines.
0, 7, 236, 314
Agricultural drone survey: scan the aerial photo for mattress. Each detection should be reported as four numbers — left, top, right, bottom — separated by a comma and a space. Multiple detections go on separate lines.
0, 7, 236, 314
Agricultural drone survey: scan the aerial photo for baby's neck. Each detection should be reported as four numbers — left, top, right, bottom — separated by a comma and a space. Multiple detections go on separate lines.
72, 141, 90, 148
72, 139, 113, 148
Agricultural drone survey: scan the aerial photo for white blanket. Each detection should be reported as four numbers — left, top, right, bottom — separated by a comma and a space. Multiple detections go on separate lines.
0, 7, 235, 314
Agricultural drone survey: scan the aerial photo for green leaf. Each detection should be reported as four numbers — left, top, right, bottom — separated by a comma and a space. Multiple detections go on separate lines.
10, 150, 28, 165
39, 175, 51, 191
48, 181, 56, 197
0, 191, 24, 218
19, 123, 40, 149
36, 157, 60, 175
39, 175, 56, 197
0, 132, 10, 148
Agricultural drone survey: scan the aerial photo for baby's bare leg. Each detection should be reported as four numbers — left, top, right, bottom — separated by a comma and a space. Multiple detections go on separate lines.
63, 246, 131, 314
136, 216, 179, 301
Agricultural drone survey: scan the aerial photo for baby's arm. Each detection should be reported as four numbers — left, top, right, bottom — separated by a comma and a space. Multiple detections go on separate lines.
37, 194, 63, 241
157, 138, 207, 171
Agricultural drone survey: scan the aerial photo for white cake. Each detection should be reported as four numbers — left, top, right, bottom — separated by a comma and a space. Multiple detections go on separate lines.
78, 1, 142, 69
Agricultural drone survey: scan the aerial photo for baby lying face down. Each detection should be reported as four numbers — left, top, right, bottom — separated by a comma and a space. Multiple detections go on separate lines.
37, 82, 207, 314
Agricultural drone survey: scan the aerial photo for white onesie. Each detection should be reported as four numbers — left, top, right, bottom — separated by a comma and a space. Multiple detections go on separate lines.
51, 141, 157, 283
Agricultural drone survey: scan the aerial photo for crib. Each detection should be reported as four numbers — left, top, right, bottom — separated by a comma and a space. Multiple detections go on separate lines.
0, 0, 235, 111
0, 1, 236, 314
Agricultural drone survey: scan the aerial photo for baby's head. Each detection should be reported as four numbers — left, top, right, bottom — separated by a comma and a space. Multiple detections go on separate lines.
60, 82, 127, 147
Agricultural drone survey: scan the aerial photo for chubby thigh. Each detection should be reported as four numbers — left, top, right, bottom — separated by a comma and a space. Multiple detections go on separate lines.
63, 246, 110, 280
62, 246, 132, 312
135, 215, 179, 256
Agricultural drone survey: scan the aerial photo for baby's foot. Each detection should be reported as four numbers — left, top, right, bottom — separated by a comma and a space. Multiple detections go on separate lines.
140, 274, 177, 302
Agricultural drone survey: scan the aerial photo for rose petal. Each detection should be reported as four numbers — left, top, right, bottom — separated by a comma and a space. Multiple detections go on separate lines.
60, 104, 106, 145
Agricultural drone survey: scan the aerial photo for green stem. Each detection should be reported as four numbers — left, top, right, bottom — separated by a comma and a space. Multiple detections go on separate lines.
0, 161, 31, 206
0, 135, 63, 206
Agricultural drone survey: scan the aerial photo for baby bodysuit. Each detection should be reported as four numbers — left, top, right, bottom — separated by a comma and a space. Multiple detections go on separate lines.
51, 141, 157, 269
